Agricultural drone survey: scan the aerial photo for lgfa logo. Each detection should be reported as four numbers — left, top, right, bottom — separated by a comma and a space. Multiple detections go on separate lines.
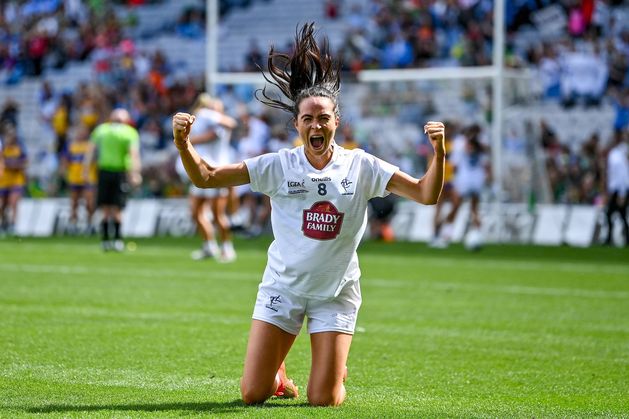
302, 201, 344, 240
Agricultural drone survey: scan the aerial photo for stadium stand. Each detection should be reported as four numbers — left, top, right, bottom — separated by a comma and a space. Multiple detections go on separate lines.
0, 0, 627, 210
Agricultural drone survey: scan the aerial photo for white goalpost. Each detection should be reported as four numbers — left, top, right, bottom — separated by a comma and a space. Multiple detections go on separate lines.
201, 0, 571, 245
204, 0, 515, 199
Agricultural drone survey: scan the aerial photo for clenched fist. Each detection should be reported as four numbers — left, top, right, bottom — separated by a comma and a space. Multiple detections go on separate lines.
172, 112, 196, 150
424, 121, 445, 155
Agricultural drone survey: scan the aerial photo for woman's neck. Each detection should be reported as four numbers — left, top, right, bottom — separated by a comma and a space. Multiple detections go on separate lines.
305, 145, 334, 170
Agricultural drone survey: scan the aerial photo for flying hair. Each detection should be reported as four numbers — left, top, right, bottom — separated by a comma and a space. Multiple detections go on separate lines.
255, 22, 341, 118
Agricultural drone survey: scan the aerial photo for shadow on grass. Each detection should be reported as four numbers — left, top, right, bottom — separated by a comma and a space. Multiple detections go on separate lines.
26, 399, 312, 414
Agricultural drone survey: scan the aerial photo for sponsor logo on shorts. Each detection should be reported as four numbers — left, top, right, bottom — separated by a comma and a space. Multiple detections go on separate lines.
265, 295, 282, 312
302, 201, 344, 240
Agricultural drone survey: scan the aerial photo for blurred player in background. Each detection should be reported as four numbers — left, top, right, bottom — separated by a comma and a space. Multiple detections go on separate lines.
432, 123, 489, 249
184, 93, 238, 262
604, 130, 629, 246
448, 124, 490, 249
84, 108, 141, 251
62, 124, 97, 234
172, 23, 445, 406
0, 122, 27, 237
234, 107, 271, 236
430, 121, 460, 248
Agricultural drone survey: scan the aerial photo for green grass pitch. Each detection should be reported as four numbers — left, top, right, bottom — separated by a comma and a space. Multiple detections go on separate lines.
1, 236, 628, 418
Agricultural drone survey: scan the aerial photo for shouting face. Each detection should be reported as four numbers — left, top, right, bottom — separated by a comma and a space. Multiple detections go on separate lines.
294, 96, 339, 169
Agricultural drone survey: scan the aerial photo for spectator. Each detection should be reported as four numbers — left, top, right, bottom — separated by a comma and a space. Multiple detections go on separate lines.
0, 99, 19, 127
559, 41, 608, 108
0, 122, 27, 237
324, 0, 340, 19
61, 124, 97, 234
175, 6, 205, 39
604, 131, 629, 246
244, 38, 264, 72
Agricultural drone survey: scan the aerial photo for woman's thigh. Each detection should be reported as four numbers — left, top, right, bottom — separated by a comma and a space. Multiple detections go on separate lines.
241, 320, 296, 401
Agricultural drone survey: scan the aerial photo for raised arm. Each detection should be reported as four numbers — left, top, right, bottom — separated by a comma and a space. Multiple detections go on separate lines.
386, 121, 446, 205
172, 112, 250, 188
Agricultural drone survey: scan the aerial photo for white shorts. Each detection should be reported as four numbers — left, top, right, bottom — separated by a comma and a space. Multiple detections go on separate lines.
252, 280, 362, 336
189, 185, 228, 199
454, 173, 485, 197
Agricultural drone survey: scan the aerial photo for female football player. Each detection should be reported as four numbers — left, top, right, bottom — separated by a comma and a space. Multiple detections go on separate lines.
172, 23, 445, 406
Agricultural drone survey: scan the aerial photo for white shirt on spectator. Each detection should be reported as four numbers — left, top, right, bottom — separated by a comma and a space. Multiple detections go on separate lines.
560, 50, 608, 98
607, 142, 629, 197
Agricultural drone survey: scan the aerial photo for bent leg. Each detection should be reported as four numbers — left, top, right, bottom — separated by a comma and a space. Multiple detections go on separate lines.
307, 331, 353, 406
445, 190, 462, 224
470, 193, 480, 228
241, 320, 296, 405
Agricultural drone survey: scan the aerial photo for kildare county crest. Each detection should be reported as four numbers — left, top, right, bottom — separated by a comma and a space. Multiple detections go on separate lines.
302, 201, 345, 240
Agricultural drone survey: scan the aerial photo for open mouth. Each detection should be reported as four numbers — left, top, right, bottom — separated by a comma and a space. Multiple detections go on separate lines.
310, 135, 324, 150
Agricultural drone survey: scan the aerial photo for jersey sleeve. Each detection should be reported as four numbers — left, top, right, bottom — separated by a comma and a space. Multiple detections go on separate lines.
361, 152, 398, 199
244, 152, 284, 196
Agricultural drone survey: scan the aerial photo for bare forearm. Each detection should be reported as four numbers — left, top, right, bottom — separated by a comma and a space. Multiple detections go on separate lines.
177, 140, 213, 187
177, 139, 249, 188
386, 121, 446, 205
386, 153, 445, 205
172, 112, 250, 188
418, 150, 445, 204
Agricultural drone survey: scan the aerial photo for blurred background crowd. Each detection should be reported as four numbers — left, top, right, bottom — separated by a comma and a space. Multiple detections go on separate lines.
0, 0, 627, 233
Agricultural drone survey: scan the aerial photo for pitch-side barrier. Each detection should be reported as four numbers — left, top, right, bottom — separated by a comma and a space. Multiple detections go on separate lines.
10, 198, 626, 247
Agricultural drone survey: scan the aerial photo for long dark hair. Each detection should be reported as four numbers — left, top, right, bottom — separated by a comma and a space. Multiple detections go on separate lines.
256, 22, 341, 119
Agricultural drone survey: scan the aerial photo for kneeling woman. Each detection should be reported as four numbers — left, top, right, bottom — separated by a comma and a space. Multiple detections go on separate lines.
172, 22, 446, 406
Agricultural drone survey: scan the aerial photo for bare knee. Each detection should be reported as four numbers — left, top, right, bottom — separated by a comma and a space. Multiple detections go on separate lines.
240, 379, 274, 405
307, 385, 346, 407
240, 385, 269, 405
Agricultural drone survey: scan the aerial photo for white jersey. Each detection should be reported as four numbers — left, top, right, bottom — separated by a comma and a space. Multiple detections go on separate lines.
189, 108, 232, 165
245, 143, 398, 299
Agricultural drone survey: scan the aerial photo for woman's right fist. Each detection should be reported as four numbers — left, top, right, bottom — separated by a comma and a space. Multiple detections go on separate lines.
172, 112, 196, 150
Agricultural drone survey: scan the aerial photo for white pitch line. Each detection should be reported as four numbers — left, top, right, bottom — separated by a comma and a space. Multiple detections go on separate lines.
363, 254, 629, 275
428, 281, 629, 299
0, 263, 260, 281
366, 278, 629, 299
0, 302, 249, 324
1, 263, 627, 300
1, 364, 238, 391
